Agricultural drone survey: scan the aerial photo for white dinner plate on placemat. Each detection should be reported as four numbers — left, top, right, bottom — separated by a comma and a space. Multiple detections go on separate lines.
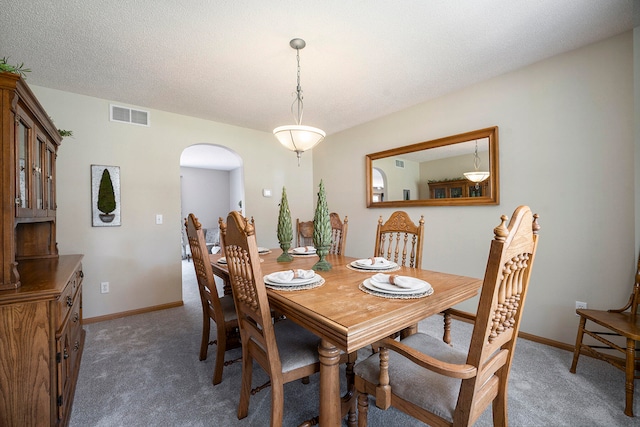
364, 278, 431, 294
264, 273, 319, 286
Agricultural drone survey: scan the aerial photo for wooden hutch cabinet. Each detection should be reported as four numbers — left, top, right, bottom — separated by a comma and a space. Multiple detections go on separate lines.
428, 178, 490, 199
0, 72, 84, 426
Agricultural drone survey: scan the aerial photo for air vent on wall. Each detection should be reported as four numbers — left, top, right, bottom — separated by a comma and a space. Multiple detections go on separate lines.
110, 104, 150, 126
395, 159, 405, 168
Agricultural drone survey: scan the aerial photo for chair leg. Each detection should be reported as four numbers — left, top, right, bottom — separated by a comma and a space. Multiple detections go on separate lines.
569, 316, 587, 373
443, 311, 452, 345
624, 337, 635, 417
212, 330, 226, 385
200, 316, 211, 361
270, 378, 284, 427
237, 352, 253, 420
357, 393, 369, 427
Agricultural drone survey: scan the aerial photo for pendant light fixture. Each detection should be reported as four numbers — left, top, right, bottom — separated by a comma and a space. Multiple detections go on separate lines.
463, 140, 490, 188
273, 38, 325, 166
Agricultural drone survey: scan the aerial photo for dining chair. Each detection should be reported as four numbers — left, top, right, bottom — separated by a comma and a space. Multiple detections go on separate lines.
185, 213, 240, 385
296, 218, 314, 247
355, 206, 540, 427
374, 211, 424, 268
222, 211, 323, 427
569, 250, 640, 417
329, 212, 348, 255
374, 211, 424, 340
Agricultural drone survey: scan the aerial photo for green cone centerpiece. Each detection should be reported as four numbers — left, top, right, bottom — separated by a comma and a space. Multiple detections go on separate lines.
312, 180, 332, 271
276, 186, 294, 262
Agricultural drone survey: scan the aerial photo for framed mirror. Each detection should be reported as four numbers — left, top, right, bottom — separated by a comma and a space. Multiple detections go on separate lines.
366, 126, 499, 207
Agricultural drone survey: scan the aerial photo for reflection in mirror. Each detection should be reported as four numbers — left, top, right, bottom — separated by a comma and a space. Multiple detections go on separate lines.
366, 127, 499, 207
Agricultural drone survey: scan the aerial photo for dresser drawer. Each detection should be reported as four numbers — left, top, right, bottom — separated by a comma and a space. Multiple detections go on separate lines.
57, 274, 78, 328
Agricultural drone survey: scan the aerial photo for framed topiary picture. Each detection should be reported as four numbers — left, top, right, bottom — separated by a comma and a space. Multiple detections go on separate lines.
91, 165, 121, 226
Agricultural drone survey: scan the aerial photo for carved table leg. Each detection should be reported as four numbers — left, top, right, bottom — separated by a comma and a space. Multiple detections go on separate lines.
319, 339, 341, 426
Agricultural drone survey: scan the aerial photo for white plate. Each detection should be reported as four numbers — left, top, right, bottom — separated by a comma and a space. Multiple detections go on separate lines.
217, 257, 227, 264
290, 247, 317, 255
363, 278, 431, 294
350, 260, 398, 270
258, 247, 270, 254
264, 272, 319, 286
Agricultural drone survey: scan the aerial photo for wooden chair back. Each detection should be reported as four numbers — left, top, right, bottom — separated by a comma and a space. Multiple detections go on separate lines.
296, 219, 314, 247
374, 211, 424, 268
459, 206, 539, 423
185, 213, 225, 334
222, 211, 323, 426
223, 211, 283, 381
329, 212, 348, 255
569, 250, 640, 416
185, 213, 240, 384
354, 206, 540, 427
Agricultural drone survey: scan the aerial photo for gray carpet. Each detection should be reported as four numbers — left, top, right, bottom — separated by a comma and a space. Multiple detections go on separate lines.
68, 261, 640, 426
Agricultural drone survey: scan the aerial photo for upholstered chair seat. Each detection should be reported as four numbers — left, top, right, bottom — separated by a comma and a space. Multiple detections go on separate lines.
273, 320, 321, 372
354, 332, 468, 423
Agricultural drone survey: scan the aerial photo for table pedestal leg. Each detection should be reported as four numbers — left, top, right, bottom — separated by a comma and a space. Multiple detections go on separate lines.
319, 339, 341, 427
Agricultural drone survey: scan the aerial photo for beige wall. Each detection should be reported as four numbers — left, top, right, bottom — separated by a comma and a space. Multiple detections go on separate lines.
32, 87, 316, 319
314, 31, 635, 345
28, 31, 634, 345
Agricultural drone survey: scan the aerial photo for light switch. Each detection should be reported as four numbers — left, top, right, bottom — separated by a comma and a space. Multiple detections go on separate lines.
262, 189, 272, 197
156, 214, 163, 224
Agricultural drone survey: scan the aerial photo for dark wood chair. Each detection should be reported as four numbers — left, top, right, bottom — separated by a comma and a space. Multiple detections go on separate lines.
296, 218, 314, 248
355, 206, 540, 427
222, 211, 322, 427
374, 211, 424, 268
184, 213, 240, 385
570, 251, 640, 417
329, 212, 348, 255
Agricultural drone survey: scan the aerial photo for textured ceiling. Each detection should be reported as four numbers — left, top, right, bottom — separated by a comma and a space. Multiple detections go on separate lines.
0, 1, 634, 141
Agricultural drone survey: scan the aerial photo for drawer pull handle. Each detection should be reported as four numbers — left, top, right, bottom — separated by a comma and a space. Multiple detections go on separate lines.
73, 341, 80, 351
63, 348, 69, 359
73, 312, 79, 323
66, 296, 73, 307
79, 270, 84, 278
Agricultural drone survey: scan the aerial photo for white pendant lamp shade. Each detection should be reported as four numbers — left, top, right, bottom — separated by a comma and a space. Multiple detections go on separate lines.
463, 171, 490, 183
464, 140, 489, 184
273, 38, 325, 165
273, 125, 325, 153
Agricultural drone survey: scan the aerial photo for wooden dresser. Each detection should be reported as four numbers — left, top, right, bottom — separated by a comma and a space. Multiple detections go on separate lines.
0, 72, 85, 426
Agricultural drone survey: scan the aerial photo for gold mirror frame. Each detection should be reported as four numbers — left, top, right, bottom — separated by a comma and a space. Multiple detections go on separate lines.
366, 126, 499, 207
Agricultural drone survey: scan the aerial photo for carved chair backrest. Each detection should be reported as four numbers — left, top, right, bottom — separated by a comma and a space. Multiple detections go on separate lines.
185, 214, 224, 322
296, 219, 314, 248
329, 213, 348, 255
374, 211, 424, 268
222, 211, 282, 374
613, 251, 640, 317
458, 206, 540, 422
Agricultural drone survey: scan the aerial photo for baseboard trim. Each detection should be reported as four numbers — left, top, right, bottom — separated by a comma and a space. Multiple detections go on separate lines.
83, 301, 184, 324
445, 309, 575, 353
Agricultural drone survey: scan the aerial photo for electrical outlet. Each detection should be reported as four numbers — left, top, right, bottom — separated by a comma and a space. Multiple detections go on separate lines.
575, 301, 587, 314
101, 282, 109, 294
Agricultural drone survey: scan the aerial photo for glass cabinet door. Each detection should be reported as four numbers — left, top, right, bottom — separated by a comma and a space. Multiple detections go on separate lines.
34, 136, 44, 212
16, 117, 30, 213
46, 142, 56, 213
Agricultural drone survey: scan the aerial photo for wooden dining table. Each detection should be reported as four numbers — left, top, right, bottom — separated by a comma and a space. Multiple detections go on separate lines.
210, 250, 481, 427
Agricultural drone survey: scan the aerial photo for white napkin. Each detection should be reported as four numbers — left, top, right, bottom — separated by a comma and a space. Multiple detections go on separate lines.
371, 273, 420, 289
269, 269, 315, 282
356, 257, 389, 266
293, 246, 316, 254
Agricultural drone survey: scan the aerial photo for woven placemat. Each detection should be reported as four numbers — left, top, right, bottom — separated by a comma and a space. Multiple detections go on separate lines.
346, 264, 401, 273
358, 282, 434, 299
265, 277, 325, 292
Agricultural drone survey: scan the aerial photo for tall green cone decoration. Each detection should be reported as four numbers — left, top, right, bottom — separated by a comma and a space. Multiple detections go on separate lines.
312, 180, 332, 271
276, 186, 294, 262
